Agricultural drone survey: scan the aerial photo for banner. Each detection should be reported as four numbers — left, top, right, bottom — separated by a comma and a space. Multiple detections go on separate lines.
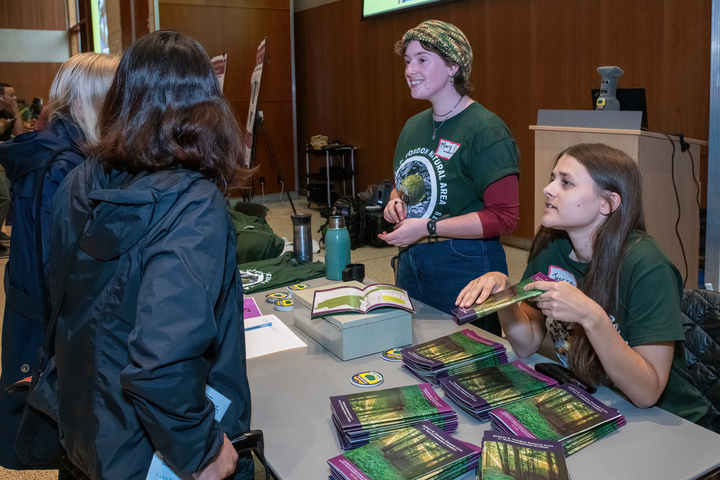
245, 38, 266, 167
211, 53, 228, 92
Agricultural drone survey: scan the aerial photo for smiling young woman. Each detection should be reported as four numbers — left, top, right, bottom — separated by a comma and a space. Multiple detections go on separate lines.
380, 20, 521, 335
456, 143, 710, 425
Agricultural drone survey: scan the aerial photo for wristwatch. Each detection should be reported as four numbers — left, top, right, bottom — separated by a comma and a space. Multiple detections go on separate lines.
426, 218, 439, 236
426, 214, 450, 242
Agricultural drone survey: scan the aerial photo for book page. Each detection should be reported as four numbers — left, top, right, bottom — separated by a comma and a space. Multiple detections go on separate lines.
312, 284, 414, 316
245, 314, 307, 359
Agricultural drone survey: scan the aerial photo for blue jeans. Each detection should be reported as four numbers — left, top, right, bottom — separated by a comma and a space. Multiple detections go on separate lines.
396, 238, 508, 336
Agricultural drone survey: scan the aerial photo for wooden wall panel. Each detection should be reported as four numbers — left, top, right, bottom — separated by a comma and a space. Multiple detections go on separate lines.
0, 0, 66, 30
160, 1, 294, 194
0, 62, 62, 106
161, 0, 288, 8
295, 0, 711, 239
121, 0, 150, 51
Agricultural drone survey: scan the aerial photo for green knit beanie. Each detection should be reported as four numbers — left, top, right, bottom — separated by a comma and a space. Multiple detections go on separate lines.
403, 20, 473, 82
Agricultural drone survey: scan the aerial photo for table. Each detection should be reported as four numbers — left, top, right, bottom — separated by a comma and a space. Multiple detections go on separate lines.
246, 278, 720, 480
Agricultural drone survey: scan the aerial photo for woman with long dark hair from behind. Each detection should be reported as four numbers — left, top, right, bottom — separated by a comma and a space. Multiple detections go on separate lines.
44, 31, 253, 479
0, 52, 118, 474
456, 143, 709, 424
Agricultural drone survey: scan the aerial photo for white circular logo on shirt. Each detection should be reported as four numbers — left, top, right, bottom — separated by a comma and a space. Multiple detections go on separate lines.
395, 155, 437, 219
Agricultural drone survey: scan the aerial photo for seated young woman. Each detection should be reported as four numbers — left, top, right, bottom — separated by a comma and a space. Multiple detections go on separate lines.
455, 143, 709, 423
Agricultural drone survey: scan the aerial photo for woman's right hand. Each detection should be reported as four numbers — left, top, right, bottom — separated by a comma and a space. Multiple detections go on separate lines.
455, 272, 511, 309
192, 434, 238, 480
383, 198, 407, 224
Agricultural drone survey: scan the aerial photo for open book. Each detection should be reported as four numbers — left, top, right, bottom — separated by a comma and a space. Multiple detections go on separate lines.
311, 283, 415, 318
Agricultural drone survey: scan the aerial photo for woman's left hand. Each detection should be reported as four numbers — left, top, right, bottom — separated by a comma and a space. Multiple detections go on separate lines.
378, 218, 429, 247
526, 280, 606, 328
192, 434, 238, 480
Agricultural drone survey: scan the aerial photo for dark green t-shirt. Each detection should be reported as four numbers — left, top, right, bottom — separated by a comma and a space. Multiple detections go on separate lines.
393, 102, 519, 220
524, 233, 709, 422
238, 251, 325, 294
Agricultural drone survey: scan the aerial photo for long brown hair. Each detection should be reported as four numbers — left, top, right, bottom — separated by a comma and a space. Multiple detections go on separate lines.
86, 31, 251, 191
530, 143, 646, 386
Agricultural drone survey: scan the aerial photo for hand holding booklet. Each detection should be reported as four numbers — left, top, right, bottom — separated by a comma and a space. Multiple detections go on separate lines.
451, 272, 554, 325
311, 283, 415, 318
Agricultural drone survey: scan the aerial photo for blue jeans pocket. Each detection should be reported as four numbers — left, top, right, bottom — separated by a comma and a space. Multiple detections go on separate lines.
449, 238, 488, 258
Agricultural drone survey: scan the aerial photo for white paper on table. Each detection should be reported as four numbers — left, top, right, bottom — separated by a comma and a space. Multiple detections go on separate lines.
244, 314, 307, 359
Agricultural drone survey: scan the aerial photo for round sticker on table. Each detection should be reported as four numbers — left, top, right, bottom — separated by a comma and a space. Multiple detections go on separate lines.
266, 292, 289, 303
274, 299, 294, 311
381, 349, 403, 362
287, 283, 309, 291
350, 371, 384, 388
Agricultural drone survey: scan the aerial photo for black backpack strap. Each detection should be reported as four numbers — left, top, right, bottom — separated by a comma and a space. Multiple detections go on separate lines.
32, 146, 83, 321
355, 197, 366, 248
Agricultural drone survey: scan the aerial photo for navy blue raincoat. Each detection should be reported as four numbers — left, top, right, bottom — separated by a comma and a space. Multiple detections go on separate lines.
0, 118, 84, 470
42, 160, 252, 479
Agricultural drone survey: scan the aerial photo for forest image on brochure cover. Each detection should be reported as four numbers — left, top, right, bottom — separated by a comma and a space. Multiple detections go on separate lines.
409, 331, 499, 366
347, 385, 440, 428
342, 425, 465, 480
454, 363, 548, 405
482, 440, 565, 480
502, 388, 603, 440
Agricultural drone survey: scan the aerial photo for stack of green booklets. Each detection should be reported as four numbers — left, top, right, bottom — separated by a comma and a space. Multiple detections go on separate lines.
400, 330, 508, 386
481, 431, 570, 480
330, 383, 459, 450
439, 360, 558, 421
489, 383, 626, 455
328, 421, 481, 480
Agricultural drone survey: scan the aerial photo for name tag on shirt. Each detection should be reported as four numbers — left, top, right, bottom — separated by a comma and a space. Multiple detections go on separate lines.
548, 265, 578, 287
435, 139, 461, 160
146, 385, 231, 480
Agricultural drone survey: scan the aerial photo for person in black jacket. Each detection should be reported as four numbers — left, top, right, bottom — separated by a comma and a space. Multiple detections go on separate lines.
44, 31, 254, 480
0, 52, 118, 473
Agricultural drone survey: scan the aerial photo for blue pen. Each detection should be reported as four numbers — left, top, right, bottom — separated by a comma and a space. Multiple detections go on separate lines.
245, 322, 272, 332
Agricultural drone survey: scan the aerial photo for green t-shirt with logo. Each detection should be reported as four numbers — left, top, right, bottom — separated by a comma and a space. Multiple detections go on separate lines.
393, 102, 520, 221
524, 232, 709, 422
239, 252, 326, 294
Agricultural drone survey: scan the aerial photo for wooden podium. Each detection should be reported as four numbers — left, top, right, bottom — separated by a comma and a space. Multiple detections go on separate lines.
530, 125, 706, 288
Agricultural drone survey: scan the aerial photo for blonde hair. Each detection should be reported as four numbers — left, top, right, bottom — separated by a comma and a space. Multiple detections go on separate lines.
47, 52, 119, 143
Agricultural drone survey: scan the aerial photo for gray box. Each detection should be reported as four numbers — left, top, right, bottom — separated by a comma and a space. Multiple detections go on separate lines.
292, 282, 412, 361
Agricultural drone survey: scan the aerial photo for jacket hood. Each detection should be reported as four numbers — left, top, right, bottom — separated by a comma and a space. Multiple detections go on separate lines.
0, 117, 83, 182
71, 161, 212, 261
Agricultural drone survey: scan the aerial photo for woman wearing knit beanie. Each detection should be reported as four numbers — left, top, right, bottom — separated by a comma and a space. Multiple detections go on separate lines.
380, 20, 520, 335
